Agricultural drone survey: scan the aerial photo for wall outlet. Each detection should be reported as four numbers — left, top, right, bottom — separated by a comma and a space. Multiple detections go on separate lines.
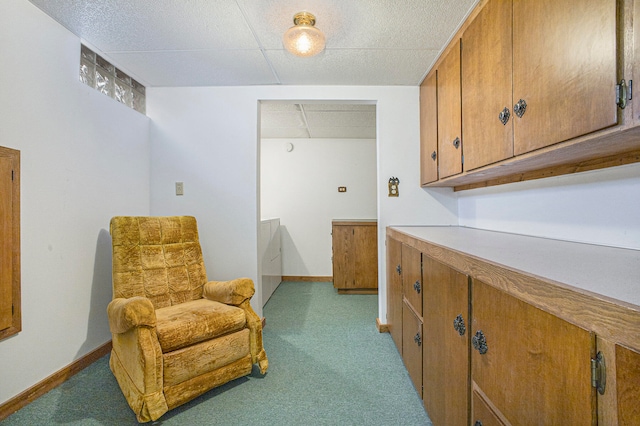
338, 186, 347, 192
175, 182, 184, 196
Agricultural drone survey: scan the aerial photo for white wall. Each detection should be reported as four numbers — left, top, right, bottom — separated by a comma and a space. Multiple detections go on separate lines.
147, 86, 458, 320
0, 0, 150, 406
458, 163, 640, 250
261, 138, 377, 277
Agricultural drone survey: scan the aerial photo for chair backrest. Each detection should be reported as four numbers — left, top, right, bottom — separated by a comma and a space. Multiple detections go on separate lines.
110, 216, 208, 309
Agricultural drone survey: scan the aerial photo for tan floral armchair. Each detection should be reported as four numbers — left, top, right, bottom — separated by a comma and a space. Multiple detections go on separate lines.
107, 216, 268, 422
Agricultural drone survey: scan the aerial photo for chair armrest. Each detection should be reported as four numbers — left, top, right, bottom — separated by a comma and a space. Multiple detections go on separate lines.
203, 278, 255, 306
107, 296, 156, 334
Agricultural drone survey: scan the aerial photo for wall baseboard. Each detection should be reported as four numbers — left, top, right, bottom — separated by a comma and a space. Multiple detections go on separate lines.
282, 276, 333, 282
376, 318, 389, 333
0, 340, 112, 422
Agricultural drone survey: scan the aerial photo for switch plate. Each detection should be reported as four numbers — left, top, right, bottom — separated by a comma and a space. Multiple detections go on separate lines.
175, 182, 184, 196
338, 186, 347, 192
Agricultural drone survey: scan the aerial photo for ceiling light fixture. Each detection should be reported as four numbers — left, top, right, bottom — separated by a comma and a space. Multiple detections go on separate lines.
283, 12, 326, 57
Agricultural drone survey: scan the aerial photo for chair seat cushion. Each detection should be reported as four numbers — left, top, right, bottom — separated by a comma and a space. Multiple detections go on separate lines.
155, 298, 247, 352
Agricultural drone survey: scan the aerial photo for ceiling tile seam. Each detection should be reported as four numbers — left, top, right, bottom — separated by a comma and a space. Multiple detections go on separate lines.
234, 0, 281, 84
299, 105, 312, 138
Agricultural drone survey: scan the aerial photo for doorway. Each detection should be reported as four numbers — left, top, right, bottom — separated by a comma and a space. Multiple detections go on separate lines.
258, 101, 378, 306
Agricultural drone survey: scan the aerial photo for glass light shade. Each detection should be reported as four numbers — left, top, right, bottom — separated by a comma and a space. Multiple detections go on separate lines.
283, 13, 325, 57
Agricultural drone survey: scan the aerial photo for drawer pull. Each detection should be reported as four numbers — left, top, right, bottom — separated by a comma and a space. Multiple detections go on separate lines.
472, 330, 488, 354
453, 314, 466, 336
474, 421, 482, 426
414, 332, 422, 347
498, 107, 510, 125
413, 280, 421, 294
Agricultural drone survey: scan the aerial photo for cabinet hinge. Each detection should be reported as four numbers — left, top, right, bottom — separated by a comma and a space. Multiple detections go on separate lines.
591, 351, 606, 395
616, 79, 632, 109
12, 170, 14, 181
461, 155, 464, 165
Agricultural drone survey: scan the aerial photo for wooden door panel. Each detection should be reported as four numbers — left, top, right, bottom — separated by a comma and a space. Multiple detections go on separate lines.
402, 302, 422, 397
616, 344, 640, 424
402, 245, 422, 316
437, 39, 463, 178
512, 0, 617, 155
386, 237, 403, 352
471, 389, 506, 426
420, 71, 438, 185
471, 279, 595, 425
0, 156, 12, 330
462, 0, 513, 170
422, 256, 469, 426
353, 225, 377, 289
332, 225, 353, 289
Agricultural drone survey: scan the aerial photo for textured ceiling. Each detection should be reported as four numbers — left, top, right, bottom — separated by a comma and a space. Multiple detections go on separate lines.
27, 0, 478, 138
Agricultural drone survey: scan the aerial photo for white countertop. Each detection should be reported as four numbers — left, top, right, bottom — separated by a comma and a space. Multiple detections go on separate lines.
390, 226, 640, 308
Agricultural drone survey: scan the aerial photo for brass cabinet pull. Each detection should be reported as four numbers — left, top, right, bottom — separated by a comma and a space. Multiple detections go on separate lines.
413, 280, 421, 294
498, 107, 510, 125
452, 137, 461, 149
472, 330, 488, 354
514, 99, 527, 118
414, 332, 422, 346
431, 151, 437, 161
453, 314, 466, 336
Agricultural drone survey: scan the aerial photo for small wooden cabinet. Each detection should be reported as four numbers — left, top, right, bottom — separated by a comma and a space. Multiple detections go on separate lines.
436, 39, 462, 179
332, 220, 377, 294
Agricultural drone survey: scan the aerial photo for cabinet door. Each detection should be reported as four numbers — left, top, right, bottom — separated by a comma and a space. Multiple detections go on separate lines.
402, 301, 422, 398
420, 70, 438, 185
332, 225, 353, 289
353, 224, 377, 289
422, 257, 469, 426
462, 0, 513, 170
402, 245, 422, 316
437, 39, 463, 178
512, 0, 617, 155
471, 279, 595, 425
472, 389, 506, 426
386, 237, 403, 352
616, 344, 640, 424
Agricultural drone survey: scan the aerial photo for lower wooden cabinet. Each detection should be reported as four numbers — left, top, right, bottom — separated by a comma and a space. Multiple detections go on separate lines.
422, 256, 469, 426
332, 220, 377, 293
615, 343, 640, 424
402, 302, 422, 397
386, 237, 403, 351
471, 279, 595, 425
472, 389, 506, 426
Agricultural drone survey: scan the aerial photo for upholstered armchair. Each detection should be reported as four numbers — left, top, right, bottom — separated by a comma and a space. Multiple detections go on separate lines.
107, 216, 268, 422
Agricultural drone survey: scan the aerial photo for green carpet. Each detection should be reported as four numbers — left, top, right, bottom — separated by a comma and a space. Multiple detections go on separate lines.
3, 282, 432, 425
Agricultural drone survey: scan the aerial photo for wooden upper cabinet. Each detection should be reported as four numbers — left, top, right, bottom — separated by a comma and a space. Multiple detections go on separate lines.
462, 0, 513, 170
471, 279, 595, 424
420, 71, 438, 185
437, 39, 463, 179
512, 0, 617, 155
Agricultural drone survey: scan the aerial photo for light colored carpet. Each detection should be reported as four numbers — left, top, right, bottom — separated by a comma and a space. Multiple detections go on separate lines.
3, 282, 432, 425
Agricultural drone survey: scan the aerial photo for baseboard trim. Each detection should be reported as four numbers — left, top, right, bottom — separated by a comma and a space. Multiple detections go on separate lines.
0, 340, 112, 421
376, 318, 389, 333
282, 276, 333, 282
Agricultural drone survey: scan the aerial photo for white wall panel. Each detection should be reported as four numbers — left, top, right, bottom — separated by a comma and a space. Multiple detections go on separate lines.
0, 0, 150, 406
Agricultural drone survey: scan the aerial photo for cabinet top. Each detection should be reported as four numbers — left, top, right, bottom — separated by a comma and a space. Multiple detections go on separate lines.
333, 219, 377, 226
389, 226, 640, 309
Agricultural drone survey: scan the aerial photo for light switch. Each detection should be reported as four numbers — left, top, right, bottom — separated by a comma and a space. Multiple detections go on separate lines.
175, 182, 184, 196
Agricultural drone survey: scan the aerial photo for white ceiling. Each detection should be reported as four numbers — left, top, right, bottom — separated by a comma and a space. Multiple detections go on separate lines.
27, 0, 478, 138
